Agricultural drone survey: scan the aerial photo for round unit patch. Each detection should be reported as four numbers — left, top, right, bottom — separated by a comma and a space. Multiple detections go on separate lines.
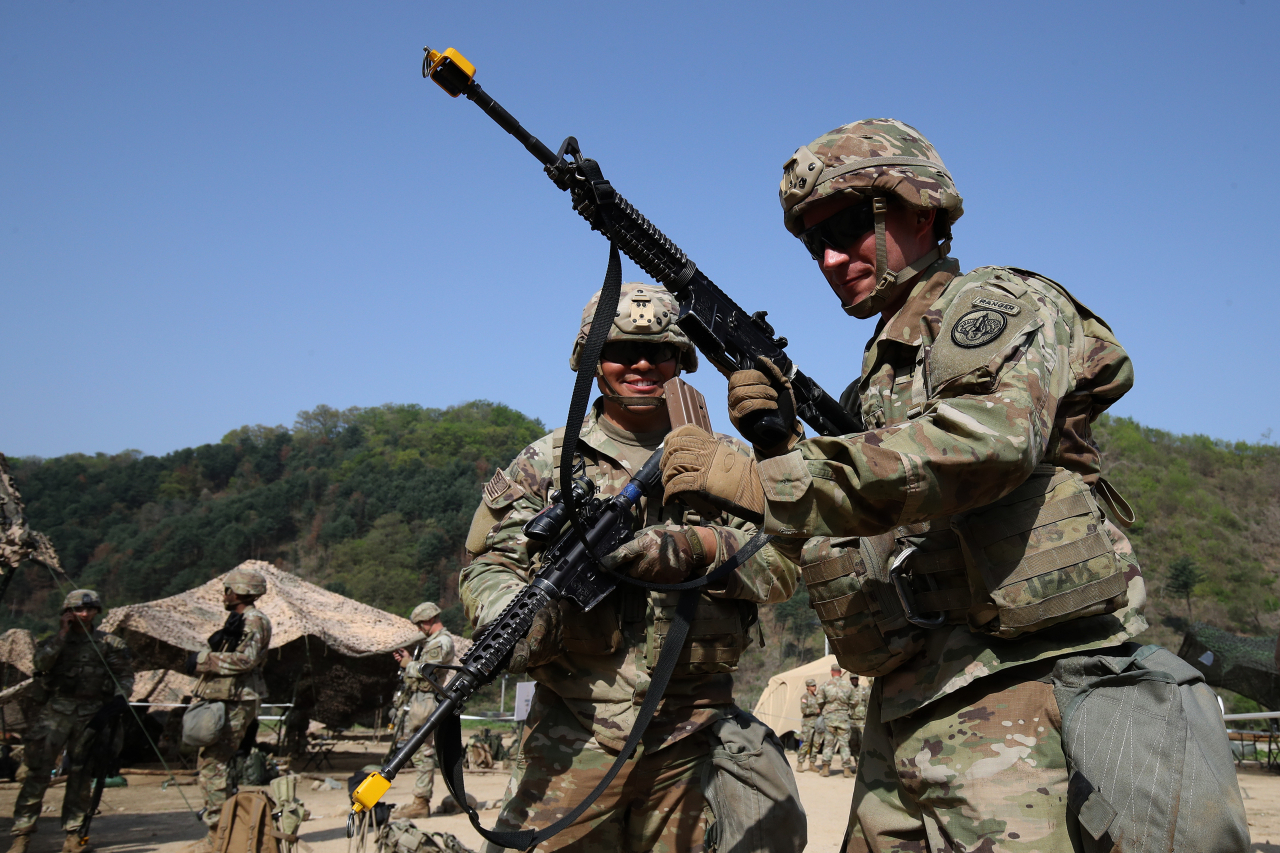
951, 308, 1007, 349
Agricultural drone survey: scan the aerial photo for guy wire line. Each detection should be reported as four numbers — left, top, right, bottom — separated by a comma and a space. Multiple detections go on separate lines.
39, 562, 200, 815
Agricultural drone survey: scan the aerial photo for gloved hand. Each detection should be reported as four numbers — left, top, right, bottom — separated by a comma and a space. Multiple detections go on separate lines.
601, 525, 711, 584
89, 694, 128, 731
727, 356, 802, 456
508, 604, 562, 674
184, 651, 200, 676
661, 425, 766, 523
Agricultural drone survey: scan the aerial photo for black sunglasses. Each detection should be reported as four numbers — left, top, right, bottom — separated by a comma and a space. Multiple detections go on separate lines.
797, 201, 877, 261
600, 341, 678, 366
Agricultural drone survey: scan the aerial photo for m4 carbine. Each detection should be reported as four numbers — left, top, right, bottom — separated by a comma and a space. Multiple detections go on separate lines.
419, 46, 862, 447
349, 450, 664, 816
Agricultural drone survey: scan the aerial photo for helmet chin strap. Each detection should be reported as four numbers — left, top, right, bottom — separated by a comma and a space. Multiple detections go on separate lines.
597, 368, 670, 409
843, 197, 948, 320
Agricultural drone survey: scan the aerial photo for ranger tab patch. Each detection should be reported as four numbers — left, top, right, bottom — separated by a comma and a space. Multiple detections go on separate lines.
972, 296, 1020, 316
951, 308, 1007, 348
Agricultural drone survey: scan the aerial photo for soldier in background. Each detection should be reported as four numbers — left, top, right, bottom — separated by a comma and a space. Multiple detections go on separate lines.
796, 677, 822, 773
391, 601, 455, 819
188, 567, 272, 850
7, 590, 133, 853
848, 675, 871, 762
817, 665, 855, 778
461, 284, 803, 852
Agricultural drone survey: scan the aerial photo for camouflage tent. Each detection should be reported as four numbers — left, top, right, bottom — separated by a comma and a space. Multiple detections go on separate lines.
1177, 622, 1280, 711
101, 561, 458, 727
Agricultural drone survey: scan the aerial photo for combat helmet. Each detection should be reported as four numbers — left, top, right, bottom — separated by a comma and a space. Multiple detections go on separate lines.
410, 601, 441, 624
805, 677, 816, 687
62, 589, 102, 612
780, 118, 964, 318
224, 566, 267, 597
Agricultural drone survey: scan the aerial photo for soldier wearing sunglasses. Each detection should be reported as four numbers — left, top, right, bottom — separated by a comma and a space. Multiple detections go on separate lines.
660, 119, 1160, 852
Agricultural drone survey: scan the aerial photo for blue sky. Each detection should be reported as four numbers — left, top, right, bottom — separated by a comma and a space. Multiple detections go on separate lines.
3, 1, 1277, 458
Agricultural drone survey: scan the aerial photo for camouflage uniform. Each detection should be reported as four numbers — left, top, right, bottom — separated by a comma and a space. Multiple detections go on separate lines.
461, 401, 798, 852
796, 684, 822, 769
11, 625, 133, 837
848, 677, 872, 758
192, 606, 272, 832
401, 627, 455, 807
817, 674, 854, 771
748, 120, 1147, 851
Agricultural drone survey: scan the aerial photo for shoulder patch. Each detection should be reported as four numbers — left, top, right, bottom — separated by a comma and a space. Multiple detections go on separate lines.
929, 285, 1039, 391
482, 469, 524, 509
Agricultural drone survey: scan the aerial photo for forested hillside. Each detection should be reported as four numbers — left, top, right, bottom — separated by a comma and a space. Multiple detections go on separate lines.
5, 406, 1279, 702
5, 402, 545, 635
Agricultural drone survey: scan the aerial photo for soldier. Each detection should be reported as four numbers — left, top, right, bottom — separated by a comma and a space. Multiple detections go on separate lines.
796, 677, 822, 773
848, 675, 871, 761
390, 601, 455, 819
7, 590, 132, 853
817, 665, 855, 778
460, 283, 804, 852
661, 119, 1152, 850
188, 566, 272, 850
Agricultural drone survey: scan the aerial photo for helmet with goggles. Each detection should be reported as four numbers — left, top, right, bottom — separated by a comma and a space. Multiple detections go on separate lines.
569, 283, 697, 374
62, 589, 102, 613
780, 118, 964, 318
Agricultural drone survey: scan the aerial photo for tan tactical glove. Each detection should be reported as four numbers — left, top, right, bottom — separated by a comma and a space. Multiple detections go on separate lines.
661, 425, 766, 523
727, 356, 802, 456
600, 524, 710, 584
508, 604, 561, 674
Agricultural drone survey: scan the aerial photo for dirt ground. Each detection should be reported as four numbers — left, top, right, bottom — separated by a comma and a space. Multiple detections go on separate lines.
0, 747, 1274, 852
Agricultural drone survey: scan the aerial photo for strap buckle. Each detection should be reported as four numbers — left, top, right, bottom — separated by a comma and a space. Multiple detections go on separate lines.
888, 546, 946, 629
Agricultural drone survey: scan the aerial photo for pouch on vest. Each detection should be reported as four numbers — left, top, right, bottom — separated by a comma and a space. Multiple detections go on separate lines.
797, 535, 928, 677
954, 464, 1128, 638
701, 708, 806, 853
182, 699, 226, 747
645, 592, 753, 675
1052, 644, 1249, 853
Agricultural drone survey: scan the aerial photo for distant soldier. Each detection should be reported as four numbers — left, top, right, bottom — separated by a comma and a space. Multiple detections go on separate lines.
391, 601, 455, 819
189, 567, 272, 850
7, 590, 133, 853
849, 675, 872, 760
797, 677, 822, 773
818, 665, 854, 777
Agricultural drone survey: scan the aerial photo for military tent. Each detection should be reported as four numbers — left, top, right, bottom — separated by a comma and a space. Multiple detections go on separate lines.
1178, 622, 1280, 711
752, 654, 839, 737
101, 560, 451, 727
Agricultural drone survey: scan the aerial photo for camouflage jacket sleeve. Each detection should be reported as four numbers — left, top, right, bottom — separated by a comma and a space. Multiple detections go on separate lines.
760, 269, 1133, 538
101, 632, 135, 697
460, 436, 554, 628
700, 516, 798, 604
32, 634, 66, 674
197, 609, 272, 675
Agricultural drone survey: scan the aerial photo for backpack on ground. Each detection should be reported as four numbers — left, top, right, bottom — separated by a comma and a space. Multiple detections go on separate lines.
216, 788, 309, 853
375, 819, 476, 853
269, 774, 310, 853
1051, 643, 1250, 853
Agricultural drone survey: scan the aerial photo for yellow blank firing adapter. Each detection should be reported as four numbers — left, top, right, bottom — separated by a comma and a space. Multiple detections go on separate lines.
422, 46, 476, 97
350, 771, 392, 813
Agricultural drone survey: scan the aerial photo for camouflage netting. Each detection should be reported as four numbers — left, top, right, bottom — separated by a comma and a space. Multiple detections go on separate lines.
101, 561, 469, 728
1177, 622, 1280, 711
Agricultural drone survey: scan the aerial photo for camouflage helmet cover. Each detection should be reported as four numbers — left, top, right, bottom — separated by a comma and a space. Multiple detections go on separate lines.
780, 118, 964, 237
224, 566, 267, 597
569, 283, 697, 373
62, 589, 102, 612
410, 601, 441, 624
804, 677, 817, 687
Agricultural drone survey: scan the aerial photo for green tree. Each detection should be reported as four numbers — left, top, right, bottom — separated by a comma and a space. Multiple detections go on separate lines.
1167, 555, 1204, 622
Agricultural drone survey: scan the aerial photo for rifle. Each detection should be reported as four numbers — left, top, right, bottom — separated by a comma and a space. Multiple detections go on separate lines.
350, 448, 666, 818
418, 46, 862, 447
76, 695, 127, 849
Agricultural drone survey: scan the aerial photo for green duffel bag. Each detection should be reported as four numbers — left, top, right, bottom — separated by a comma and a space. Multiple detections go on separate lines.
1052, 644, 1249, 852
181, 699, 226, 747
